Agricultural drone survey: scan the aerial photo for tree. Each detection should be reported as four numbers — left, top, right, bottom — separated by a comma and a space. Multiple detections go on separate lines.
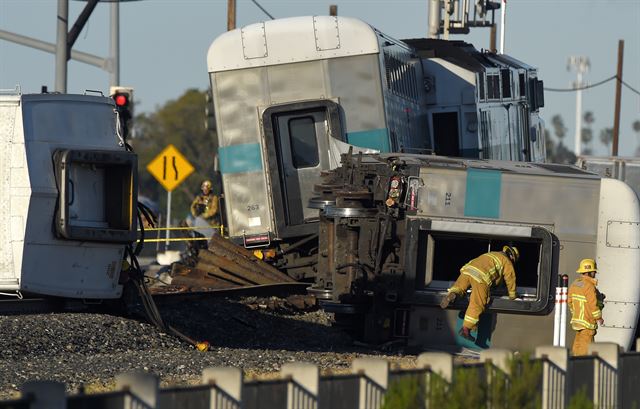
546, 114, 576, 164
633, 120, 640, 156
551, 115, 567, 140
599, 128, 613, 154
132, 89, 218, 224
581, 111, 595, 154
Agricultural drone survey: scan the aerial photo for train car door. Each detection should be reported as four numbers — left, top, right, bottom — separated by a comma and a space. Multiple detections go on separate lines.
262, 100, 342, 238
432, 111, 461, 156
273, 109, 330, 226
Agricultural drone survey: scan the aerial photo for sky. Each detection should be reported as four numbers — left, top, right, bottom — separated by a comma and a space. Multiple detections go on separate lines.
1, 0, 639, 156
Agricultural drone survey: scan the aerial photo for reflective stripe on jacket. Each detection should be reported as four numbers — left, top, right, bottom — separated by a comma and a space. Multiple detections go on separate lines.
568, 275, 602, 331
459, 251, 517, 298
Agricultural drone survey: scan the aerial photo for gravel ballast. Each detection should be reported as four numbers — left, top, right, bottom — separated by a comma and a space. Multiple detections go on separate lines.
0, 295, 418, 399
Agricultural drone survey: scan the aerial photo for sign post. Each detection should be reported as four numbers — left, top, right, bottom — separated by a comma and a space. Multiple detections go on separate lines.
146, 144, 195, 247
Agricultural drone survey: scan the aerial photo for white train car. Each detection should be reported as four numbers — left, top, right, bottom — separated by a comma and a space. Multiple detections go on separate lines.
206, 15, 547, 278
313, 154, 640, 351
577, 155, 640, 195
0, 90, 137, 299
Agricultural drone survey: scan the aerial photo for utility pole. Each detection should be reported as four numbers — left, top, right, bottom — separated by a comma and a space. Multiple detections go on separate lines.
427, 0, 441, 39
55, 0, 68, 92
227, 0, 236, 31
490, 25, 497, 53
612, 40, 624, 156
110, 2, 120, 87
499, 0, 506, 53
329, 5, 337, 16
567, 56, 590, 156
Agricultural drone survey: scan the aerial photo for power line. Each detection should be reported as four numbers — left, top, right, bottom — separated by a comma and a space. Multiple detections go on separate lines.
621, 79, 640, 96
544, 75, 616, 92
544, 75, 640, 96
250, 0, 275, 20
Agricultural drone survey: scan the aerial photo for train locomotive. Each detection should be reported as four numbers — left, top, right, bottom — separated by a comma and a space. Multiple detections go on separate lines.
310, 151, 640, 351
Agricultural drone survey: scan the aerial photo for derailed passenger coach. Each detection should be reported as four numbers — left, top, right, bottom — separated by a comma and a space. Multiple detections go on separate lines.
0, 90, 137, 299
311, 153, 640, 351
206, 16, 546, 276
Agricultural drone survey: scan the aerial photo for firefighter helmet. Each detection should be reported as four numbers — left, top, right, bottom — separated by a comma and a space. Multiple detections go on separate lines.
576, 258, 597, 274
503, 245, 519, 263
201, 180, 212, 191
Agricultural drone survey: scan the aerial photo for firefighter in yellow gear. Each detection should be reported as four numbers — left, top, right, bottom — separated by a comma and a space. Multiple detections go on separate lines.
568, 258, 604, 356
190, 180, 220, 228
440, 246, 519, 341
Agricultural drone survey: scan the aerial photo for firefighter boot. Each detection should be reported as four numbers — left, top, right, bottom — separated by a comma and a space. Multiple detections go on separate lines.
459, 327, 476, 342
440, 292, 457, 309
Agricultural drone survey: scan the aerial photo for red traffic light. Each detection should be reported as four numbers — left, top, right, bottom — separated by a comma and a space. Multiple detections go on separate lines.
114, 93, 129, 107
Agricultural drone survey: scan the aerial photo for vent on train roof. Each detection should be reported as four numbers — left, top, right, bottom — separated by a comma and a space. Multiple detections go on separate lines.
535, 163, 594, 175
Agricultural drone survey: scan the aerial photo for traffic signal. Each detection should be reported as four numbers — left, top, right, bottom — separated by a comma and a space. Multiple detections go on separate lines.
110, 86, 134, 139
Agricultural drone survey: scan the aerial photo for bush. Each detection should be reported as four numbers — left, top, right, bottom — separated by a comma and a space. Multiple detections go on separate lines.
382, 353, 543, 409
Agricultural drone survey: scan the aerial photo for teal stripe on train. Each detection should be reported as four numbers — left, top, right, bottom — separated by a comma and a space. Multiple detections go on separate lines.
346, 128, 391, 152
464, 168, 502, 218
219, 143, 263, 174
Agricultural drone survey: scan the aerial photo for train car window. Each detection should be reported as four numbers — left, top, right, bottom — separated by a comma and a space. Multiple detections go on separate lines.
519, 73, 526, 99
478, 73, 486, 101
500, 69, 512, 99
479, 111, 491, 159
383, 50, 420, 102
487, 74, 500, 100
418, 232, 540, 294
54, 149, 137, 243
536, 79, 545, 108
528, 78, 545, 111
404, 220, 556, 315
287, 116, 319, 168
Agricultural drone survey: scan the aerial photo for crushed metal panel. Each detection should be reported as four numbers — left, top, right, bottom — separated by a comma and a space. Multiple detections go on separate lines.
241, 22, 268, 59
313, 15, 340, 51
606, 221, 640, 249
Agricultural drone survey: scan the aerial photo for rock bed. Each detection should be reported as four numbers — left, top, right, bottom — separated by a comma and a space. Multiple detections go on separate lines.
0, 295, 418, 399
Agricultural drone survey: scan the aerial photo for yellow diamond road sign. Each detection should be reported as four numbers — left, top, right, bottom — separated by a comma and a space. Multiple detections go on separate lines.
147, 144, 195, 192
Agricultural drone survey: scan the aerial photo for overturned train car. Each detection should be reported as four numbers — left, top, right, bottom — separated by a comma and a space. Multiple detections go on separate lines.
0, 91, 137, 299
310, 153, 640, 351
206, 15, 546, 277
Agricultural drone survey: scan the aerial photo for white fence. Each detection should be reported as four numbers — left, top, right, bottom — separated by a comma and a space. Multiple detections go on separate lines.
2, 341, 639, 409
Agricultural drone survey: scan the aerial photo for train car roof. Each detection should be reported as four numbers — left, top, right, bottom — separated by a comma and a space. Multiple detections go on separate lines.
207, 16, 381, 73
402, 38, 536, 74
353, 153, 599, 179
578, 155, 640, 163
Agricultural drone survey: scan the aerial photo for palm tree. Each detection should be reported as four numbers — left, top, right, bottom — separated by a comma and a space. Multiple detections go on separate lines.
600, 128, 613, 155
581, 111, 595, 154
633, 120, 640, 156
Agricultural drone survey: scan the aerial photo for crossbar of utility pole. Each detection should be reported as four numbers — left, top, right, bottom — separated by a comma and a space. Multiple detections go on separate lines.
0, 29, 107, 69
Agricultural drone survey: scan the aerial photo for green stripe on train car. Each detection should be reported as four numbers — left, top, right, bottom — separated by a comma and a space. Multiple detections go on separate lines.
346, 128, 391, 152
464, 168, 502, 218
219, 143, 263, 174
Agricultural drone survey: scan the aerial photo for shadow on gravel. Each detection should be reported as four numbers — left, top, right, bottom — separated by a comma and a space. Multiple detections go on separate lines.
125, 296, 368, 354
